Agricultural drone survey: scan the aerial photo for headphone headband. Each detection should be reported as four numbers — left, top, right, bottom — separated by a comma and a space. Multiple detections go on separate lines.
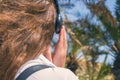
54, 0, 60, 14
53, 0, 63, 33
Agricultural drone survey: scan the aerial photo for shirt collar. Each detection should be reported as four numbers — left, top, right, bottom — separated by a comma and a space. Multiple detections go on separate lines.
37, 54, 56, 67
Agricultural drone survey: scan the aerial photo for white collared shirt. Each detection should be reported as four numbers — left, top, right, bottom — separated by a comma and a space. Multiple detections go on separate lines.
15, 54, 79, 80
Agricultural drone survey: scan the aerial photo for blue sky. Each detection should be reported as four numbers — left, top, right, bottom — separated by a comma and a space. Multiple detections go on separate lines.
59, 0, 116, 22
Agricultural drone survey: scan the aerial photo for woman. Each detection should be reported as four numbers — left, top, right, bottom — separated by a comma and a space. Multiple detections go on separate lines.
0, 0, 78, 80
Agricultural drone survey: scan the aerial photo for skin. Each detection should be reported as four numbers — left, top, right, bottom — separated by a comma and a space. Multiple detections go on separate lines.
44, 25, 67, 67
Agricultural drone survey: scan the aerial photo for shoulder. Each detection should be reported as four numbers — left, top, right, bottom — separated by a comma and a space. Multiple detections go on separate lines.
27, 67, 79, 80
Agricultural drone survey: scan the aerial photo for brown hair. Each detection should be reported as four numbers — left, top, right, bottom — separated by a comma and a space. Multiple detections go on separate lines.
0, 0, 56, 80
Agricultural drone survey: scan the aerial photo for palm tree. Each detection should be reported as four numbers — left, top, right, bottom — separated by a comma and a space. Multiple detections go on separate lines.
60, 0, 119, 79
111, 0, 120, 80
81, 0, 120, 80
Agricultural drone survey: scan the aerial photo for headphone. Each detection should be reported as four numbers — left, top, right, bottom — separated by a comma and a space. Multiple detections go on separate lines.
54, 0, 63, 33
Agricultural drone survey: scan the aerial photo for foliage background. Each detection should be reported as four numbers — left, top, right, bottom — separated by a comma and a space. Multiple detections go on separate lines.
53, 0, 120, 80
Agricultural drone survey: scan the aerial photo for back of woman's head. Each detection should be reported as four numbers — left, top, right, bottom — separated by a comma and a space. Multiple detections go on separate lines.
0, 0, 55, 80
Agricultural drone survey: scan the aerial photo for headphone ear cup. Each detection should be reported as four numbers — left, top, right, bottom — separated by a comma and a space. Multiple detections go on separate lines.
55, 14, 63, 33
